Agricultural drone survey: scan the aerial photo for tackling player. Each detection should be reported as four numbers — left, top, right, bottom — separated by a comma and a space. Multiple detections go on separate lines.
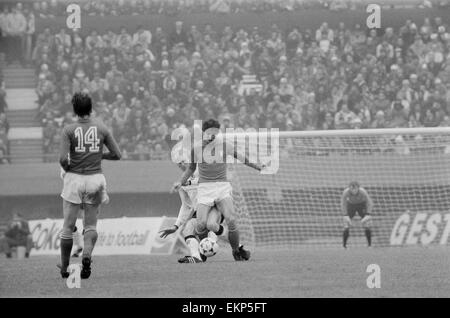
341, 181, 374, 248
159, 150, 227, 263
59, 92, 121, 279
172, 119, 263, 261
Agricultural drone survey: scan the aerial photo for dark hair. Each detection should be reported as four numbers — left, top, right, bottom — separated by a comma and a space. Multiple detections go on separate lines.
72, 92, 92, 117
349, 181, 360, 188
202, 119, 220, 132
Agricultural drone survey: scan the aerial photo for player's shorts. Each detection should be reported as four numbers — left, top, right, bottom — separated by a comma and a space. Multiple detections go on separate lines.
61, 172, 109, 205
192, 210, 225, 224
197, 182, 232, 207
347, 202, 368, 219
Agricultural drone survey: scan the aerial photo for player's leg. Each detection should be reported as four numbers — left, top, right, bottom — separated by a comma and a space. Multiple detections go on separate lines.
80, 203, 99, 278
215, 196, 250, 260
360, 211, 373, 247
215, 197, 239, 250
195, 203, 212, 241
81, 174, 108, 257
343, 206, 355, 248
71, 226, 84, 257
2, 237, 17, 258
60, 200, 80, 276
25, 235, 33, 257
183, 219, 202, 260
178, 218, 204, 263
79, 174, 107, 278
206, 207, 225, 239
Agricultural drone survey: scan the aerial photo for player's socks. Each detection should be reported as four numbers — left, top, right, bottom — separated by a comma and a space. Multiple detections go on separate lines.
343, 228, 350, 248
185, 235, 202, 260
72, 229, 84, 257
215, 225, 224, 236
219, 226, 229, 242
228, 220, 240, 251
365, 228, 372, 247
60, 238, 73, 272
229, 230, 240, 250
195, 226, 208, 241
82, 229, 98, 259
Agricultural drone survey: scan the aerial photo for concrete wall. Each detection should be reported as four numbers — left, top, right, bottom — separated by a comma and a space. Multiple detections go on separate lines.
0, 161, 182, 222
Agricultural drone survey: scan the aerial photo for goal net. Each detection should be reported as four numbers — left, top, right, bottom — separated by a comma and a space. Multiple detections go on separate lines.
229, 127, 450, 248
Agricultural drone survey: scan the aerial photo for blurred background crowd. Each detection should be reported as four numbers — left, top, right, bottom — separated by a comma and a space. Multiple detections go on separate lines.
2, 0, 430, 18
0, 0, 449, 161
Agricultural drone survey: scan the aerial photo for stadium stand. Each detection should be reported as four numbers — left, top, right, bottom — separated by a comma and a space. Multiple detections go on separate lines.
0, 0, 449, 162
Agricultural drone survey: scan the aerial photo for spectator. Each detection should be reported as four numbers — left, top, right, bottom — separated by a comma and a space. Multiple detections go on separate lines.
1, 213, 34, 258
0, 7, 9, 57
170, 21, 188, 48
23, 7, 450, 161
335, 102, 357, 129
23, 6, 35, 64
6, 3, 27, 64
133, 25, 152, 49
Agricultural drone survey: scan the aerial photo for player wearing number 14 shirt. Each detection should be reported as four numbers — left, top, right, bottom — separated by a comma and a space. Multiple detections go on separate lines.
58, 92, 121, 279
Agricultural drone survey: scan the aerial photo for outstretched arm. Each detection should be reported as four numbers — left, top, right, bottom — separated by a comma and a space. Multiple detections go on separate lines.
172, 162, 196, 192
226, 141, 262, 171
159, 189, 194, 238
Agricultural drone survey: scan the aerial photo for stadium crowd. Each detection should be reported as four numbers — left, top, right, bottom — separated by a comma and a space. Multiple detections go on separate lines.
0, 0, 418, 19
1, 1, 450, 160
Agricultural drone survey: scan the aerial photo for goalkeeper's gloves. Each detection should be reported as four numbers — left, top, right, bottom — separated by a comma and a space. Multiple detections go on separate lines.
158, 225, 179, 239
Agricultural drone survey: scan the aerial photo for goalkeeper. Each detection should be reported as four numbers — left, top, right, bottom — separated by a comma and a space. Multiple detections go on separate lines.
341, 181, 373, 248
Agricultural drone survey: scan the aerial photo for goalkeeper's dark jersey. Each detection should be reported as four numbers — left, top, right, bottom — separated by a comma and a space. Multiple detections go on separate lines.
342, 187, 371, 206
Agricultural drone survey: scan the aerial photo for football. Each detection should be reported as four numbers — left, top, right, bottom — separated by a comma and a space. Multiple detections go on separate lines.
199, 237, 219, 257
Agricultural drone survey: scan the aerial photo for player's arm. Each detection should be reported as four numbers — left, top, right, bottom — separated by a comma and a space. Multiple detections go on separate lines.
59, 127, 71, 172
159, 188, 194, 238
341, 189, 349, 216
172, 162, 196, 191
102, 128, 122, 160
360, 187, 374, 214
341, 188, 352, 225
174, 189, 195, 228
171, 149, 196, 192
225, 140, 262, 171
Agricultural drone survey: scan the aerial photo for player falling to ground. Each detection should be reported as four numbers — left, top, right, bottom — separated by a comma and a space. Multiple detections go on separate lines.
172, 119, 263, 261
341, 181, 374, 248
59, 92, 121, 279
159, 152, 227, 263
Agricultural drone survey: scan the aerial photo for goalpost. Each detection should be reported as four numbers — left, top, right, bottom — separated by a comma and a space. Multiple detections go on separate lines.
229, 127, 450, 248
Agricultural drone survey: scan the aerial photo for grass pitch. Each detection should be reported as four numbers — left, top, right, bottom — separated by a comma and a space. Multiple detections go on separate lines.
1, 246, 449, 298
